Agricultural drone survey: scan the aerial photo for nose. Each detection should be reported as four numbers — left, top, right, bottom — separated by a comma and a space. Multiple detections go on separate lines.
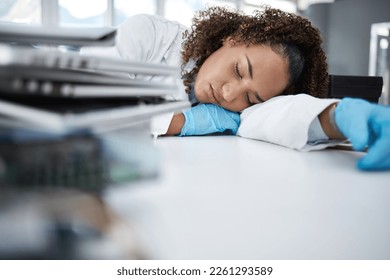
221, 82, 241, 102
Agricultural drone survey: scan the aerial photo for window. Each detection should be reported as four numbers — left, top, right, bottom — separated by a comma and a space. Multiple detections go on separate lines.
0, 0, 41, 24
0, 0, 297, 27
245, 0, 296, 13
59, 0, 107, 27
114, 0, 156, 26
165, 0, 238, 27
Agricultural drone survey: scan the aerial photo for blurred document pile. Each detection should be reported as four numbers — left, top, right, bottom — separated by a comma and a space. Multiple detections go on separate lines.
0, 23, 189, 189
0, 24, 179, 260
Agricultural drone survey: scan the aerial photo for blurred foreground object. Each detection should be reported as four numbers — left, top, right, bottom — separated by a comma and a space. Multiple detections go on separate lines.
0, 190, 147, 259
0, 16, 189, 260
0, 129, 159, 189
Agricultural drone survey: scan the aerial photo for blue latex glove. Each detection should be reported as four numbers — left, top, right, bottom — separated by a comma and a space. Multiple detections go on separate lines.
334, 97, 390, 171
179, 103, 240, 136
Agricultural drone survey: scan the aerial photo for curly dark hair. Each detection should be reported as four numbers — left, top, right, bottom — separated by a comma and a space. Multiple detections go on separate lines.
181, 6, 329, 99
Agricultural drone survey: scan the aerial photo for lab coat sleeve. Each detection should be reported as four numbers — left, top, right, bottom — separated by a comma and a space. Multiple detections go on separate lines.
116, 14, 189, 137
237, 94, 344, 151
116, 14, 185, 65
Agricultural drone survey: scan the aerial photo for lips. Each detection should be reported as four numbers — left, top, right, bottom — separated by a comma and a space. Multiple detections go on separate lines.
209, 84, 220, 105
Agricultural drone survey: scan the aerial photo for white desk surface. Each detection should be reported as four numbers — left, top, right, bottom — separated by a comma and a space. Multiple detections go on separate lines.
105, 136, 390, 260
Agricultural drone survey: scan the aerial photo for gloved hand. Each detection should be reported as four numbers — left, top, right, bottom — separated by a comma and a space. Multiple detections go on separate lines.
334, 97, 390, 171
179, 103, 240, 136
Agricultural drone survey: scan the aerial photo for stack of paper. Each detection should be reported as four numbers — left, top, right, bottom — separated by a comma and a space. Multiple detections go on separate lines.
0, 42, 189, 132
0, 23, 188, 189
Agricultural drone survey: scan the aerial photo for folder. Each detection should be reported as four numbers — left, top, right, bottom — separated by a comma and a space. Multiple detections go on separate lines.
0, 23, 116, 47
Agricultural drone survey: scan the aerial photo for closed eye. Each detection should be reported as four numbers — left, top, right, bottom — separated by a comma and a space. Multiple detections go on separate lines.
234, 62, 242, 80
246, 93, 256, 105
247, 92, 264, 106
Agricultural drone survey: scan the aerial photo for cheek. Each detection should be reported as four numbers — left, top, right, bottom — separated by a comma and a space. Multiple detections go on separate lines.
196, 60, 214, 87
193, 79, 204, 100
194, 69, 207, 94
201, 49, 233, 80
200, 61, 223, 81
194, 62, 222, 99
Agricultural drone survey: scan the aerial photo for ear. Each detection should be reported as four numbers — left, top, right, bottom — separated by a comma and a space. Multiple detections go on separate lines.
223, 36, 237, 46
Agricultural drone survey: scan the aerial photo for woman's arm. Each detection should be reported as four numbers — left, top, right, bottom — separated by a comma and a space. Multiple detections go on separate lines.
167, 102, 346, 139
318, 103, 345, 140
165, 113, 185, 136
165, 101, 344, 138
237, 94, 343, 151
163, 104, 240, 136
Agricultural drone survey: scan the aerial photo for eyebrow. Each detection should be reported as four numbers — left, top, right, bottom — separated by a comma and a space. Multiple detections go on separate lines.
246, 54, 264, 103
245, 54, 253, 79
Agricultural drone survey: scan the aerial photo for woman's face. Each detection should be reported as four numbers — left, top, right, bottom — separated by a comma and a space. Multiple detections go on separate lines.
194, 40, 290, 112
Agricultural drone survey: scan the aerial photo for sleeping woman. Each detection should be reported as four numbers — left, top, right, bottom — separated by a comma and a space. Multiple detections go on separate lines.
82, 6, 390, 171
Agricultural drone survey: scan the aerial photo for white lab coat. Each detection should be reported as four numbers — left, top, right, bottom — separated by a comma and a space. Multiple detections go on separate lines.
82, 14, 343, 151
